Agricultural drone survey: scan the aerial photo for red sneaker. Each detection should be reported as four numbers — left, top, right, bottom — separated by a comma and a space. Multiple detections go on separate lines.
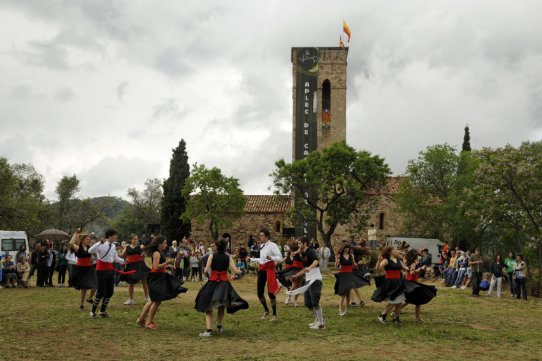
145, 322, 157, 330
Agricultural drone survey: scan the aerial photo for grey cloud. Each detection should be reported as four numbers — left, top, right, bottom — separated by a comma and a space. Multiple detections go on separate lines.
116, 81, 128, 101
54, 87, 77, 102
10, 81, 47, 100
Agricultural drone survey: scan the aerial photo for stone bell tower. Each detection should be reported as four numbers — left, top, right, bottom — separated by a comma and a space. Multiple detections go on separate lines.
291, 47, 348, 162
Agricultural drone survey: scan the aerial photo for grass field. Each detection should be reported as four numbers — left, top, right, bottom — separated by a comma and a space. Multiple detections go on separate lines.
1, 272, 541, 361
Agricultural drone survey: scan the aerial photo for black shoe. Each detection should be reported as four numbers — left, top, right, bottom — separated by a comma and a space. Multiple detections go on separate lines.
392, 317, 401, 324
79, 305, 84, 311
99, 312, 109, 318
86, 299, 93, 304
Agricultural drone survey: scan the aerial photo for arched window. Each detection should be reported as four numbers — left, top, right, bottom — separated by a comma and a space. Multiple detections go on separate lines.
275, 221, 281, 233
322, 79, 331, 124
379, 213, 385, 230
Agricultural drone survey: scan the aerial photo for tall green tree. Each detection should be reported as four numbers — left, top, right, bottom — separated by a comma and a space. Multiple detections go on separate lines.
272, 141, 390, 255
55, 175, 80, 229
161, 140, 191, 242
182, 164, 245, 241
462, 125, 471, 152
0, 158, 47, 235
396, 144, 481, 249
474, 141, 542, 296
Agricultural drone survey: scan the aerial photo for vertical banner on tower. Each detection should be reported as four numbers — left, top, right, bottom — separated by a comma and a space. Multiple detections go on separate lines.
294, 47, 319, 240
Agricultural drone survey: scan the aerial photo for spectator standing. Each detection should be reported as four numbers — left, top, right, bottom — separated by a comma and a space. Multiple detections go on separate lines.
487, 255, 507, 298
191, 251, 201, 281
504, 252, 517, 297
168, 240, 179, 259
469, 248, 483, 297
15, 243, 27, 263
514, 254, 528, 300
56, 244, 69, 287
317, 243, 330, 271
36, 243, 48, 287
45, 243, 56, 287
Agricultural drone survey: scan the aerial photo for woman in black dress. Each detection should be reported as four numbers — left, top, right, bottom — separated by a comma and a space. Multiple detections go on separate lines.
334, 243, 370, 316
371, 246, 409, 324
69, 229, 97, 310
195, 238, 248, 337
137, 236, 187, 330
277, 239, 303, 306
400, 249, 437, 321
120, 234, 150, 305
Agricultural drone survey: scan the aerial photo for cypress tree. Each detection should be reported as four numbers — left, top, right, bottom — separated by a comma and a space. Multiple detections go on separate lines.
462, 125, 471, 152
161, 139, 191, 242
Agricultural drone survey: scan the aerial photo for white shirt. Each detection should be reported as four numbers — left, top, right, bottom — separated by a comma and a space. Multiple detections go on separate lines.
249, 240, 282, 265
88, 241, 125, 264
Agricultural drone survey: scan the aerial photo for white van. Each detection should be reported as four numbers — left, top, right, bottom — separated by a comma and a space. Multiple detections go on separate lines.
385, 237, 443, 264
0, 231, 30, 262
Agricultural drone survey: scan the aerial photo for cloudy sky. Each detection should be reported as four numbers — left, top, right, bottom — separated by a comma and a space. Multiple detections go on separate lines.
1, 0, 541, 200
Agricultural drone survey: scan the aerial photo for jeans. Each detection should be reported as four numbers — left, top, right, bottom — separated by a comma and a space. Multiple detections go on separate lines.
487, 276, 502, 297
453, 268, 466, 287
507, 273, 516, 295
515, 277, 527, 299
471, 271, 481, 295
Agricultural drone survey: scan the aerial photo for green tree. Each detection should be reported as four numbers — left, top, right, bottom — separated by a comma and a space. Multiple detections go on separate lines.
0, 158, 47, 235
55, 175, 80, 229
161, 140, 191, 242
474, 141, 542, 296
113, 178, 163, 238
396, 144, 481, 249
182, 164, 245, 241
462, 125, 471, 152
271, 141, 390, 255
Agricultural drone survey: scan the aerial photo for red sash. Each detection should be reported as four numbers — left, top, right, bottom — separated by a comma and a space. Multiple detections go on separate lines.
259, 262, 279, 294
126, 254, 143, 263
285, 264, 292, 269
209, 271, 229, 282
76, 258, 92, 267
292, 260, 304, 269
96, 260, 136, 275
406, 273, 419, 282
340, 265, 354, 273
385, 270, 402, 279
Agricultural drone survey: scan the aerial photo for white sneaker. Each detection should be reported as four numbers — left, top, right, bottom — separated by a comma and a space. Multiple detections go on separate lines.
310, 322, 325, 330
461, 285, 466, 290
284, 296, 291, 305
309, 318, 318, 327
124, 299, 135, 305
339, 310, 347, 316
451, 285, 457, 289
199, 331, 212, 337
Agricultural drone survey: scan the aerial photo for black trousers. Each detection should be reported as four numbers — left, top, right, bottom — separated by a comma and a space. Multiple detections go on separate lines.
57, 265, 68, 284
257, 270, 275, 299
36, 265, 47, 286
96, 270, 115, 300
471, 271, 481, 295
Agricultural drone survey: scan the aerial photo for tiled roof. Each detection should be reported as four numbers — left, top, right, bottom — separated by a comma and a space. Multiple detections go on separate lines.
244, 195, 291, 213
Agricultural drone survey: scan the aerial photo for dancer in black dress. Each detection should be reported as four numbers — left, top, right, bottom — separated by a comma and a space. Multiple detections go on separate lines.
400, 249, 437, 322
334, 243, 370, 316
120, 234, 150, 305
137, 236, 187, 329
195, 238, 248, 336
371, 246, 409, 324
69, 229, 97, 310
277, 239, 303, 306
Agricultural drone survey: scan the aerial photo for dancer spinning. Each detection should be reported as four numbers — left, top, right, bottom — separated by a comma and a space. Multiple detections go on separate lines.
195, 238, 248, 336
88, 229, 126, 318
248, 228, 282, 321
289, 236, 326, 330
138, 236, 187, 329
334, 243, 370, 316
69, 229, 97, 310
371, 246, 409, 324
120, 234, 150, 305
400, 249, 437, 322
277, 239, 303, 306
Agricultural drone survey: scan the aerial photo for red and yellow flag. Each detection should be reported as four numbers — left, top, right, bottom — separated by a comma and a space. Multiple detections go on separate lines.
343, 20, 351, 42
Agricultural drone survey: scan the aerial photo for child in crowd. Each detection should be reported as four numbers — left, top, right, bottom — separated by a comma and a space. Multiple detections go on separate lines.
234, 256, 246, 279
3, 255, 18, 288
191, 251, 201, 282
16, 255, 31, 288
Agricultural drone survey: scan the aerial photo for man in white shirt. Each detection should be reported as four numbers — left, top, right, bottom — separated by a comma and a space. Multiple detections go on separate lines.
248, 228, 282, 321
88, 229, 125, 318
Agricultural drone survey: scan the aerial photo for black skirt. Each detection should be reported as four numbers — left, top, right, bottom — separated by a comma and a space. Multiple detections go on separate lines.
119, 261, 150, 284
148, 272, 187, 302
195, 281, 249, 314
371, 278, 405, 303
334, 271, 370, 295
404, 280, 437, 305
276, 267, 302, 288
73, 265, 98, 290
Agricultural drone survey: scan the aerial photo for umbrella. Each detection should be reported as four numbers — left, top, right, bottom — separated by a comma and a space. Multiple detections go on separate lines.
35, 228, 70, 241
